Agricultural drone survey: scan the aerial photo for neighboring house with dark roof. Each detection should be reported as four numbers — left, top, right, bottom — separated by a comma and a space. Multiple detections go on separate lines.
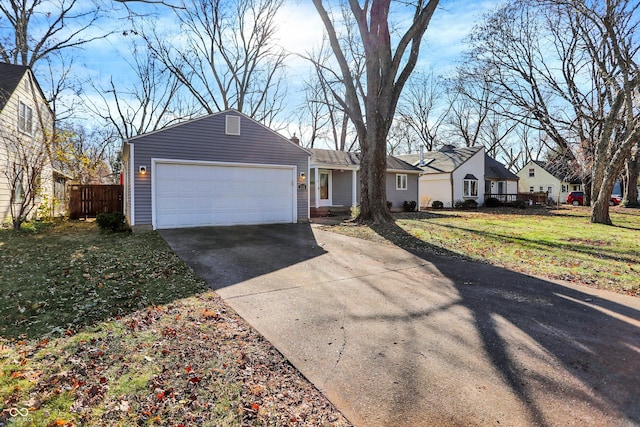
516, 160, 582, 204
309, 148, 421, 215
398, 145, 520, 208
484, 154, 520, 199
397, 145, 487, 208
0, 62, 64, 224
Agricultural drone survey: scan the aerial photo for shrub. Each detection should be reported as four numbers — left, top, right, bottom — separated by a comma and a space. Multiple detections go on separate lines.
96, 212, 130, 233
455, 199, 478, 209
511, 200, 527, 209
485, 197, 501, 208
403, 200, 417, 212
432, 200, 444, 209
464, 199, 478, 209
387, 201, 393, 209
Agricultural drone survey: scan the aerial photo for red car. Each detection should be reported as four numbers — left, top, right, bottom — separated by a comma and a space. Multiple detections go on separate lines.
566, 191, 622, 206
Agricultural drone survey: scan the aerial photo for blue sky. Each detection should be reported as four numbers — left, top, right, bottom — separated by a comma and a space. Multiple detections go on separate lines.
63, 0, 502, 132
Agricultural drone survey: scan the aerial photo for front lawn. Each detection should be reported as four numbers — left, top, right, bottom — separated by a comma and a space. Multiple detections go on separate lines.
327, 206, 640, 296
0, 222, 350, 426
0, 221, 208, 339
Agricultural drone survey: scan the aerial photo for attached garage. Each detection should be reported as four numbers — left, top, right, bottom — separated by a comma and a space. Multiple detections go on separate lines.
121, 110, 310, 230
153, 161, 296, 229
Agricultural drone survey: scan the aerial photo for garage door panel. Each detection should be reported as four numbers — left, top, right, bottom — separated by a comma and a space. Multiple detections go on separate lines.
154, 162, 295, 229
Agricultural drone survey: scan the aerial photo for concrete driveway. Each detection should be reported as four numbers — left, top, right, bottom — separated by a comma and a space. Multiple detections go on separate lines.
160, 224, 640, 427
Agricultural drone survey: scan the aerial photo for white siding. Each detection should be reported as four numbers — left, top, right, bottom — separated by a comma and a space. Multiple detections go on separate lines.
452, 148, 486, 206
419, 174, 452, 208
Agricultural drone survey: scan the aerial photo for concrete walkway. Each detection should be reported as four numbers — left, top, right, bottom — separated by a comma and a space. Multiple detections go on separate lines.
160, 224, 640, 427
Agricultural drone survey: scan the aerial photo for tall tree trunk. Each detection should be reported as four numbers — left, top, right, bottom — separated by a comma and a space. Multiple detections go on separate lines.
359, 127, 393, 223
625, 145, 640, 207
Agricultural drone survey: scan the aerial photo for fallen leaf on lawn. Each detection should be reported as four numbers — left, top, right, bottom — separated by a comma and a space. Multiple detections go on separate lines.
202, 309, 218, 319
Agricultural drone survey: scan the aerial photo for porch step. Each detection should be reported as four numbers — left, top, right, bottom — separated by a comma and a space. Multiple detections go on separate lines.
310, 207, 331, 217
310, 206, 351, 218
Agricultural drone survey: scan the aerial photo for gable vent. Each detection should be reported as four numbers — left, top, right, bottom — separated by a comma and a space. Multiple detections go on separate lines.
226, 115, 241, 135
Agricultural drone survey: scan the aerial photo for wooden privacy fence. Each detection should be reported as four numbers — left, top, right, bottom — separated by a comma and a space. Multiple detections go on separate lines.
69, 185, 123, 219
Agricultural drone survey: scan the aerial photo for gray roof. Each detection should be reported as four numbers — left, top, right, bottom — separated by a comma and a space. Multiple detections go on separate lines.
310, 148, 421, 172
485, 154, 519, 181
533, 160, 582, 184
396, 145, 482, 174
0, 62, 29, 111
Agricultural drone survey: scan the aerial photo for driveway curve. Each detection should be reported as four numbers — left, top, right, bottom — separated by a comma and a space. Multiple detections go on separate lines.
160, 223, 640, 427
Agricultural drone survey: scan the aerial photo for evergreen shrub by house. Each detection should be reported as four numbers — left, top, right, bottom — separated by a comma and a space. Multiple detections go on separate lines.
96, 212, 130, 233
485, 197, 501, 208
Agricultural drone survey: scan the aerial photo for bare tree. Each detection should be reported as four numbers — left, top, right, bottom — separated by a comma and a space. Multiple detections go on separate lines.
84, 39, 198, 141
313, 0, 439, 223
463, 0, 640, 224
387, 116, 419, 155
0, 0, 112, 120
565, 0, 640, 224
398, 70, 451, 151
301, 39, 359, 151
624, 143, 639, 206
138, 0, 288, 126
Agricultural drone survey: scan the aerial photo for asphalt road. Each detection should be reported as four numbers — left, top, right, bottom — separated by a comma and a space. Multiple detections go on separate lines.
160, 223, 640, 427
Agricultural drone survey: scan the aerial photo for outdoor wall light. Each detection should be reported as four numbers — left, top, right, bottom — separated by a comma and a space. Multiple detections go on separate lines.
139, 165, 147, 175
299, 172, 306, 180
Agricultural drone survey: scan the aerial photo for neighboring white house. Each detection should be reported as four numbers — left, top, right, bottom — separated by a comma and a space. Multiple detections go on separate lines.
398, 145, 487, 208
516, 160, 582, 204
0, 62, 62, 225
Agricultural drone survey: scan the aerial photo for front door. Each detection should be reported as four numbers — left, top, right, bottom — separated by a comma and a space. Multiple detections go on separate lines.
319, 169, 332, 206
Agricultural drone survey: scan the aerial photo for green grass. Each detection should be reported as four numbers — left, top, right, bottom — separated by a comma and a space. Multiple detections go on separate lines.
330, 206, 640, 296
0, 221, 349, 427
0, 221, 209, 339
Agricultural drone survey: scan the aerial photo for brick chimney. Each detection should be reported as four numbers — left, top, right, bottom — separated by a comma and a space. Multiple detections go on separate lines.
290, 135, 300, 145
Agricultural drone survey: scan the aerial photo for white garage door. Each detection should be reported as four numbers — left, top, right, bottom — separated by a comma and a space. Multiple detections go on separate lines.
154, 162, 296, 229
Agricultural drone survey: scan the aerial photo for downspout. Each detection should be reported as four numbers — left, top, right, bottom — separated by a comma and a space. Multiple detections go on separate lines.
307, 157, 311, 220
314, 167, 320, 209
450, 173, 454, 207
129, 142, 135, 226
352, 168, 357, 209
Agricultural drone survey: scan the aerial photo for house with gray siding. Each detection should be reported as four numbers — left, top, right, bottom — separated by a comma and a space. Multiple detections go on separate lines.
122, 110, 311, 230
309, 148, 421, 215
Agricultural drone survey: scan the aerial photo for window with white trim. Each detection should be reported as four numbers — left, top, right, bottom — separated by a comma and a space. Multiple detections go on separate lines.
18, 101, 33, 134
528, 168, 535, 177
396, 174, 407, 190
13, 168, 24, 202
463, 178, 478, 197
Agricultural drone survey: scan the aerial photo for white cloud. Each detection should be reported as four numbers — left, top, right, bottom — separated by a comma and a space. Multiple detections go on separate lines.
275, 1, 326, 76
